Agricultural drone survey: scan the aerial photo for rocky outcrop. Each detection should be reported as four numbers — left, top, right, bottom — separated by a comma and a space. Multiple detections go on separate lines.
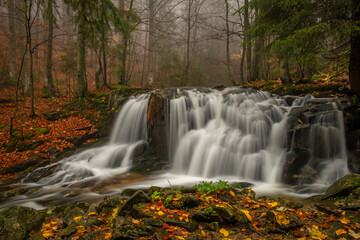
0, 206, 45, 240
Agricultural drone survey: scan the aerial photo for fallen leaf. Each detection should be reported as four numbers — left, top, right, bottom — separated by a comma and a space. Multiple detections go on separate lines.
339, 217, 350, 224
336, 229, 347, 236
175, 236, 185, 240
219, 228, 229, 237
349, 229, 360, 239
241, 209, 253, 222
272, 211, 289, 226
105, 232, 112, 239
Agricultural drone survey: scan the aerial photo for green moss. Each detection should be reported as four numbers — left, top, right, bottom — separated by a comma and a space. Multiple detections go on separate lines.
24, 131, 36, 140
0, 125, 10, 130
37, 128, 49, 134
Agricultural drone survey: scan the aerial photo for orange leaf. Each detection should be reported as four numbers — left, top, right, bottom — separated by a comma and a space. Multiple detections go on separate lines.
336, 229, 347, 235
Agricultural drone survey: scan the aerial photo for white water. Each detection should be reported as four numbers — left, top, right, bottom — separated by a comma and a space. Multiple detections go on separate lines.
25, 94, 150, 186
169, 88, 349, 186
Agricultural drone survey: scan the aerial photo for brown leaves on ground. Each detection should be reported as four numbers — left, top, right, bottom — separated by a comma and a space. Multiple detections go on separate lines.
0, 85, 99, 180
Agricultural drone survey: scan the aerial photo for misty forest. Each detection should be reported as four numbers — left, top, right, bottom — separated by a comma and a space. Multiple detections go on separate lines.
0, 0, 360, 239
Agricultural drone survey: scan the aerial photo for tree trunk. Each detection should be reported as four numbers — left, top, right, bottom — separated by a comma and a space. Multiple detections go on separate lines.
43, 0, 56, 96
147, 0, 155, 86
349, 0, 360, 95
224, 0, 235, 85
183, 0, 192, 86
8, 0, 17, 83
17, 0, 30, 95
101, 29, 107, 86
244, 0, 251, 82
76, 3, 87, 98
25, 0, 35, 118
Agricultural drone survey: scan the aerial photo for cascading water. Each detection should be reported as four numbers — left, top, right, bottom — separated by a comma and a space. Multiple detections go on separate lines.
169, 88, 349, 187
0, 88, 351, 210
26, 94, 150, 186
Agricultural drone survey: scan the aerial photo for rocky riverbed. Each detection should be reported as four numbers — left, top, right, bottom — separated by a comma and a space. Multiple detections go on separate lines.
1, 174, 359, 240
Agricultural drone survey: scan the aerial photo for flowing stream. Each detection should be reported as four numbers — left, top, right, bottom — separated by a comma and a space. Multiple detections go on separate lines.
0, 88, 350, 209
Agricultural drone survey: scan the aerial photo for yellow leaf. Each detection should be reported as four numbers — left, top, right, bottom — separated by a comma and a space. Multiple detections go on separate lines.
132, 219, 141, 224
219, 228, 229, 237
336, 229, 347, 235
268, 202, 278, 208
42, 231, 55, 239
222, 238, 233, 240
176, 236, 185, 240
88, 212, 96, 216
272, 211, 290, 226
339, 217, 350, 224
157, 211, 165, 216
113, 208, 119, 215
312, 225, 319, 230
105, 232, 112, 239
229, 191, 235, 197
241, 209, 253, 222
201, 230, 206, 238
73, 216, 82, 222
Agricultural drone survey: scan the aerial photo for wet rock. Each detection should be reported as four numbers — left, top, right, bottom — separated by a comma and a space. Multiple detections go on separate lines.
163, 219, 197, 232
121, 188, 139, 197
283, 148, 311, 184
29, 232, 46, 240
61, 223, 77, 237
112, 225, 155, 240
211, 203, 240, 223
322, 173, 360, 200
230, 182, 254, 189
118, 190, 151, 216
79, 229, 110, 240
96, 196, 125, 214
0, 206, 45, 240
192, 211, 220, 223
78, 218, 103, 228
179, 187, 197, 194
284, 95, 301, 106
143, 218, 164, 227
179, 195, 202, 209
113, 216, 132, 229
266, 210, 303, 231
63, 207, 86, 226
147, 93, 168, 160
296, 166, 318, 184
347, 151, 360, 174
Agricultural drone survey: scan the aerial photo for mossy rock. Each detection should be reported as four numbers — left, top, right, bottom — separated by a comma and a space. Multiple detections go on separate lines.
322, 174, 360, 200
0, 157, 40, 174
43, 111, 68, 121
37, 128, 49, 134
3, 141, 17, 153
24, 131, 36, 139
17, 140, 45, 152
0, 206, 45, 240
112, 225, 155, 239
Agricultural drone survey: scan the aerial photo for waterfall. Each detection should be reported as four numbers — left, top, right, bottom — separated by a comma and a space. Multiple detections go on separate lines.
29, 94, 150, 186
169, 88, 349, 185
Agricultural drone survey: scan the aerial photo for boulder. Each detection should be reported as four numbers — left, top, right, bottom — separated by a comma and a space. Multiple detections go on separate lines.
112, 225, 155, 240
211, 203, 240, 223
96, 196, 125, 215
118, 190, 151, 216
0, 206, 45, 240
322, 173, 360, 200
43, 111, 68, 121
179, 195, 202, 209
192, 211, 220, 223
